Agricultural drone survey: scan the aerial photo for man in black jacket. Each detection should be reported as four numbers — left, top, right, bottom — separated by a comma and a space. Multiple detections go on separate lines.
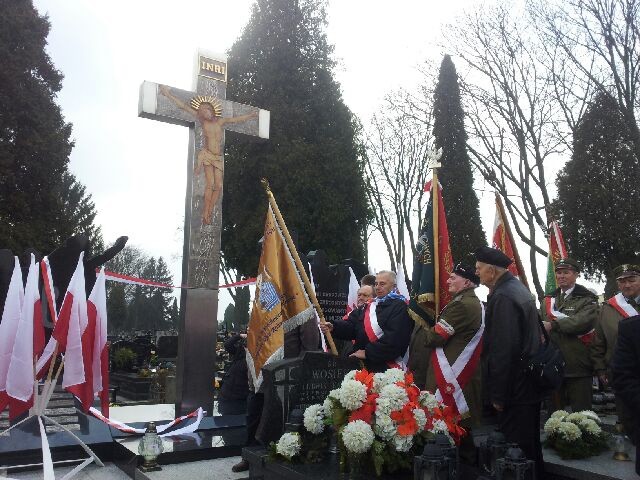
476, 247, 543, 478
320, 270, 412, 372
611, 314, 640, 475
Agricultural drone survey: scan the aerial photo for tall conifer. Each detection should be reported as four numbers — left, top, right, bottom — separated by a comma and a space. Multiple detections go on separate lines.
432, 55, 485, 263
554, 91, 640, 294
222, 0, 369, 276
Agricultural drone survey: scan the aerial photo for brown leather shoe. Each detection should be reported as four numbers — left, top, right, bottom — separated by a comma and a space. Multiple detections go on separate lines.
231, 459, 249, 472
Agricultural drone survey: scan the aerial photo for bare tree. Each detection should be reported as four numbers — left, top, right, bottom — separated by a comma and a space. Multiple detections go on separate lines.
362, 89, 434, 277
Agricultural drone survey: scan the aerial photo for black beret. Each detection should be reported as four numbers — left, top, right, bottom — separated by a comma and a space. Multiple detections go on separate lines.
475, 246, 513, 268
555, 258, 580, 272
614, 264, 640, 280
452, 263, 480, 285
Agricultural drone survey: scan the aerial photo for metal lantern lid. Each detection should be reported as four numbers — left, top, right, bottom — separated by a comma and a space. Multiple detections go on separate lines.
422, 443, 444, 460
145, 422, 158, 434
504, 445, 527, 463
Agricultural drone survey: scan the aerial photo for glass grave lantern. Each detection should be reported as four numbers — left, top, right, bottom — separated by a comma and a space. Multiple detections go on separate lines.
495, 444, 535, 480
434, 433, 458, 479
414, 443, 454, 480
479, 429, 507, 477
138, 422, 164, 472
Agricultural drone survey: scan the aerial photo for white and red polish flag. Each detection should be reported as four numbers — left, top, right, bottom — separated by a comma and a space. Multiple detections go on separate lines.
0, 257, 24, 414
343, 268, 359, 320
89, 268, 109, 416
395, 263, 410, 303
6, 254, 45, 419
51, 253, 88, 396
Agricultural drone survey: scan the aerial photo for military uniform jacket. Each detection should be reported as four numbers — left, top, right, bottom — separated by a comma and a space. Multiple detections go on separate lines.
408, 321, 431, 391
541, 284, 598, 377
424, 287, 483, 424
592, 299, 640, 375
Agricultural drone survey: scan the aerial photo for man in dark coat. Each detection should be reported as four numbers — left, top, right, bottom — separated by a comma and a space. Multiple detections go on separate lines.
611, 314, 640, 475
476, 247, 543, 479
218, 333, 249, 415
320, 270, 413, 372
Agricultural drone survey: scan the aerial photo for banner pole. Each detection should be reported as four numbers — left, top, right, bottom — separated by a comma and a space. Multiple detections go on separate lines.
261, 179, 338, 356
495, 193, 530, 289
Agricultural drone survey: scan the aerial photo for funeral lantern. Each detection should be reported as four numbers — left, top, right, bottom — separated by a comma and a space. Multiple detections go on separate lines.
434, 433, 458, 479
285, 408, 304, 434
612, 434, 631, 461
495, 444, 535, 480
479, 429, 507, 476
138, 422, 164, 472
414, 443, 454, 480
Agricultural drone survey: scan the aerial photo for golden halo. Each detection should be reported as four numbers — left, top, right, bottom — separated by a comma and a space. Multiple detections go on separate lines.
190, 95, 223, 116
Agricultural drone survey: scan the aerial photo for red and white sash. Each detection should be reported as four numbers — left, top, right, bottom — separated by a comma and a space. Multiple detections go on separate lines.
432, 302, 484, 417
608, 293, 639, 318
88, 406, 204, 436
545, 296, 596, 346
363, 299, 409, 370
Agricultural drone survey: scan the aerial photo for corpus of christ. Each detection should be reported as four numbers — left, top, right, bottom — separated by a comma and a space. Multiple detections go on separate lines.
1, 1, 639, 480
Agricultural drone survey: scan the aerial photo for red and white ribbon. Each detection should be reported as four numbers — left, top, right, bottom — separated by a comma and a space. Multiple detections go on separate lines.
363, 299, 409, 370
608, 293, 638, 318
433, 302, 485, 417
545, 296, 595, 345
88, 406, 204, 436
102, 269, 256, 291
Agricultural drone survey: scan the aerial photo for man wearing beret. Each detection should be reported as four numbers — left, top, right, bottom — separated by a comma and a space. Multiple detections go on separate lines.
592, 263, 640, 440
421, 263, 483, 475
475, 247, 543, 478
541, 258, 599, 413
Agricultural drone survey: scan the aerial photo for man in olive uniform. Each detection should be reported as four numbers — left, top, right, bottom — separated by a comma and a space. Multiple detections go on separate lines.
592, 263, 640, 440
422, 264, 483, 475
541, 258, 598, 412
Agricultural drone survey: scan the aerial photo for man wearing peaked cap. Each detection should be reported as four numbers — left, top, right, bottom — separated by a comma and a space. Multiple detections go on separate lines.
418, 263, 483, 476
592, 262, 640, 441
475, 246, 544, 478
541, 258, 598, 413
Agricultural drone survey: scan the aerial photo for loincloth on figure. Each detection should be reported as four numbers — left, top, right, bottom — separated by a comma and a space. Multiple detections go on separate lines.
197, 149, 224, 172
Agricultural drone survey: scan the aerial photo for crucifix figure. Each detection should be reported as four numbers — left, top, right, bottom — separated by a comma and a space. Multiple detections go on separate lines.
139, 50, 270, 415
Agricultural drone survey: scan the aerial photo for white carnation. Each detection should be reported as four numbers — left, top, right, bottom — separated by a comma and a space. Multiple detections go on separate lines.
579, 418, 602, 436
392, 434, 414, 452
431, 419, 449, 434
323, 397, 334, 418
341, 420, 375, 454
276, 432, 301, 459
303, 404, 325, 434
376, 397, 392, 416
544, 417, 562, 435
372, 372, 388, 392
337, 380, 368, 410
579, 410, 600, 422
550, 410, 569, 421
374, 413, 396, 441
418, 391, 439, 410
566, 412, 587, 424
384, 368, 405, 384
558, 421, 582, 442
379, 384, 409, 411
413, 408, 427, 431
343, 370, 357, 382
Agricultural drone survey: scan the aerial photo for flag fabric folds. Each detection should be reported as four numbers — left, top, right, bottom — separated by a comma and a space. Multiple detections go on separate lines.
492, 194, 528, 286
343, 267, 359, 319
409, 180, 453, 326
545, 220, 569, 295
0, 257, 24, 414
395, 263, 410, 302
246, 204, 315, 391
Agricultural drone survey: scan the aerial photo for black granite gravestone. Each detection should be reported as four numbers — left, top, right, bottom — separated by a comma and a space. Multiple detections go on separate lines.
256, 351, 359, 445
156, 335, 178, 362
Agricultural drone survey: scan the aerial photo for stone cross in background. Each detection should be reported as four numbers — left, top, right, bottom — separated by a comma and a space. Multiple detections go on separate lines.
139, 50, 270, 415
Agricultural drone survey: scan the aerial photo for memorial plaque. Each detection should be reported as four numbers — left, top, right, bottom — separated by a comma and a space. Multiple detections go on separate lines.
256, 351, 358, 444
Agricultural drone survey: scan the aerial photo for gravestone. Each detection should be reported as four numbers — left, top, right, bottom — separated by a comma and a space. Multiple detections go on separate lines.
139, 50, 270, 415
156, 335, 178, 362
256, 351, 358, 445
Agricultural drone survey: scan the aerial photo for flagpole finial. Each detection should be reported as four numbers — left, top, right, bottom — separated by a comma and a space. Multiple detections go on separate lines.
427, 147, 443, 171
261, 178, 272, 196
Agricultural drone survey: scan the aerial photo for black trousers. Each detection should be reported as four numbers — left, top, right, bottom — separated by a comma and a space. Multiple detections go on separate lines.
246, 392, 264, 446
498, 402, 543, 480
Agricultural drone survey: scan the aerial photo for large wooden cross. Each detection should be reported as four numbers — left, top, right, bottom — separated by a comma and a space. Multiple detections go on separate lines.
139, 50, 270, 415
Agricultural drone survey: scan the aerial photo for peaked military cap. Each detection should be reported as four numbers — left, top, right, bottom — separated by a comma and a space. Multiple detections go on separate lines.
555, 257, 580, 272
614, 264, 640, 280
452, 263, 480, 285
475, 246, 513, 268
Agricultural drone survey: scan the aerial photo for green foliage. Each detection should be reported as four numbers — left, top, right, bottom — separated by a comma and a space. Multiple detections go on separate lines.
553, 91, 640, 294
433, 55, 485, 263
223, 0, 370, 276
223, 303, 235, 332
0, 0, 101, 254
114, 347, 136, 371
107, 283, 127, 334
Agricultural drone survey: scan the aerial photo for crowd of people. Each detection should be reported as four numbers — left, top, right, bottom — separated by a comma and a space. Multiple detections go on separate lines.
226, 247, 640, 478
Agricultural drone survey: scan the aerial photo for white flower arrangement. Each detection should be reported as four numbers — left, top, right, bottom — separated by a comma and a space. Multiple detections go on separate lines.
337, 379, 368, 410
343, 371, 356, 382
550, 409, 569, 420
303, 404, 325, 435
580, 410, 600, 422
566, 412, 587, 423
383, 368, 405, 385
418, 391, 439, 410
392, 434, 414, 452
413, 408, 427, 432
342, 420, 375, 454
579, 418, 602, 436
373, 413, 396, 441
276, 432, 301, 460
379, 384, 409, 412
376, 397, 392, 416
431, 419, 449, 435
323, 397, 335, 418
544, 417, 562, 435
557, 421, 582, 442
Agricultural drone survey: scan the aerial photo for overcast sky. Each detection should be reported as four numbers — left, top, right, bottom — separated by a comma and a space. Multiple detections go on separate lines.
32, 0, 600, 312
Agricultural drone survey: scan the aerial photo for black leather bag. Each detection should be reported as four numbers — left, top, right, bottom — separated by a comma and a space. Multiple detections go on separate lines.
523, 317, 565, 392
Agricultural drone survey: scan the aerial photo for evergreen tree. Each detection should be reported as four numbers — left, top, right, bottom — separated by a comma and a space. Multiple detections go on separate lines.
432, 55, 486, 263
554, 91, 640, 294
223, 304, 235, 333
167, 297, 179, 331
107, 284, 127, 334
0, 0, 101, 254
222, 0, 370, 276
